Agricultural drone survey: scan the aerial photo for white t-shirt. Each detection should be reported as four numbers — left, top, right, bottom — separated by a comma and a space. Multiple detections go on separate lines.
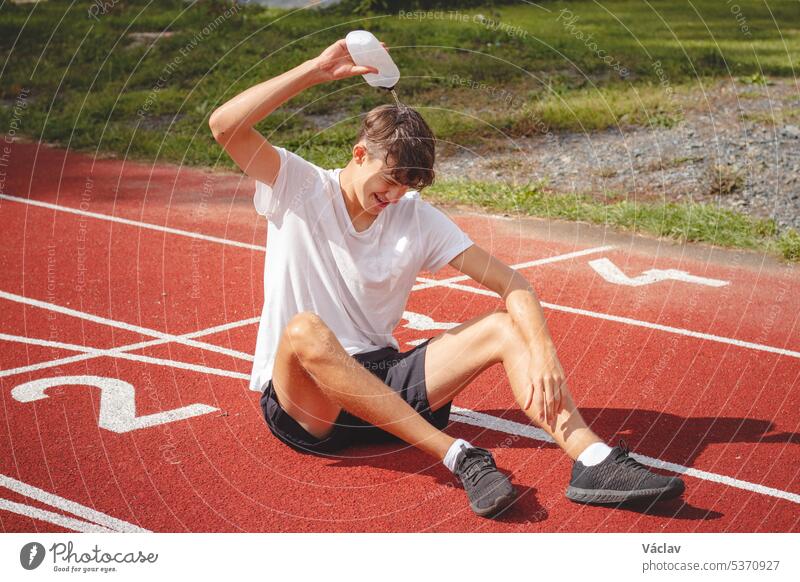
249, 146, 474, 392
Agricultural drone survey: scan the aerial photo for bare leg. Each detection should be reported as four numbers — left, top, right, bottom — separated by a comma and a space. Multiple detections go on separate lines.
503, 353, 602, 460
270, 312, 455, 460
423, 308, 601, 460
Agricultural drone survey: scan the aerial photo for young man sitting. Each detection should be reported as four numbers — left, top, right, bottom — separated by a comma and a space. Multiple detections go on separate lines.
208, 38, 685, 518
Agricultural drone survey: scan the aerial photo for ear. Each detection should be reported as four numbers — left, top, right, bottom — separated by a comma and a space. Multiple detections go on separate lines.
353, 142, 368, 165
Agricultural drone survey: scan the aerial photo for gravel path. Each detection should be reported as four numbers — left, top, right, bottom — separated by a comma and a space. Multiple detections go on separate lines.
436, 79, 800, 231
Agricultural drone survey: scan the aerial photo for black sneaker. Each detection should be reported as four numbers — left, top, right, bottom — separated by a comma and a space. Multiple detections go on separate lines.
453, 446, 517, 518
565, 441, 685, 505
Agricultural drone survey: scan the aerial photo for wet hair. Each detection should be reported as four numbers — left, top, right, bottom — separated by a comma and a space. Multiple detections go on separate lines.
356, 104, 436, 190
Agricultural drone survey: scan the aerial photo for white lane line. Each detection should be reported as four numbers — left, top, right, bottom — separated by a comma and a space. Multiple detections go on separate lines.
451, 407, 554, 444
2, 193, 611, 264
0, 333, 250, 381
0, 498, 115, 533
0, 317, 258, 379
0, 473, 150, 532
451, 407, 800, 505
0, 290, 254, 362
507, 245, 616, 270
412, 245, 615, 291
541, 302, 800, 359
0, 193, 265, 252
418, 279, 800, 360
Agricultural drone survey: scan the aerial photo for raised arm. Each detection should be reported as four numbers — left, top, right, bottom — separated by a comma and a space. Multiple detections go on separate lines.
208, 39, 380, 185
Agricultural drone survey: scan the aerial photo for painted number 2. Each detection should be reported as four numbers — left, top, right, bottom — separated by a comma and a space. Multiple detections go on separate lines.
11, 375, 218, 433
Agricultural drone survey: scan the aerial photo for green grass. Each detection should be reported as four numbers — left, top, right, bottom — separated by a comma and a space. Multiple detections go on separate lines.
426, 180, 800, 261
1, 0, 798, 260
1, 0, 798, 167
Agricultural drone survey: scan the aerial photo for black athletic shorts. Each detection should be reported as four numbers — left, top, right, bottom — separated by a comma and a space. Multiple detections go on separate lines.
259, 338, 452, 456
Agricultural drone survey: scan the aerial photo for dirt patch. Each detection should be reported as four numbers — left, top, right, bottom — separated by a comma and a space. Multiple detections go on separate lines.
436, 78, 800, 230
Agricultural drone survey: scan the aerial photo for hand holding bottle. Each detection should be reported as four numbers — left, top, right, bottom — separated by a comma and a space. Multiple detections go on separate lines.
345, 30, 400, 89
312, 37, 387, 84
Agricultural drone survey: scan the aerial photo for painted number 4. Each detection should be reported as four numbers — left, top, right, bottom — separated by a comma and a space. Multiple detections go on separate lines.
12, 376, 218, 433
589, 258, 729, 288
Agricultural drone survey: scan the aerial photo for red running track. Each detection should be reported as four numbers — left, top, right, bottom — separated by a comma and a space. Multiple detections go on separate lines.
1, 140, 798, 532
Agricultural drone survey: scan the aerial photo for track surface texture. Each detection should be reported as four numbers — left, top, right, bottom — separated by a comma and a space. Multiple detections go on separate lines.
1, 140, 798, 532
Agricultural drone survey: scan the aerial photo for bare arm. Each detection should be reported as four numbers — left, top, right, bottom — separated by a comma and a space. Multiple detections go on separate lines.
208, 39, 380, 185
449, 244, 566, 428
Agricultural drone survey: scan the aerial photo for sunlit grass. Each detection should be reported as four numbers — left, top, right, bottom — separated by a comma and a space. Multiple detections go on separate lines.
426, 180, 800, 261
1, 0, 797, 258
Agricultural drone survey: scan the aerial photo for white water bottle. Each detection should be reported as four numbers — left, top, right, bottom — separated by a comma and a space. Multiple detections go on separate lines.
345, 30, 400, 90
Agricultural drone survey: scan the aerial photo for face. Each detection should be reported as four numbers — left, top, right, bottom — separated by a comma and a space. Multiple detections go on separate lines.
352, 144, 409, 215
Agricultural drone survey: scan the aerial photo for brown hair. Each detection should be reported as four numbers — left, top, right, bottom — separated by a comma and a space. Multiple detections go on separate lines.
356, 104, 436, 190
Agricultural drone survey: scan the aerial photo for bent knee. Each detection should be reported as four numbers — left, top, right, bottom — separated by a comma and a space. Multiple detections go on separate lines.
285, 311, 334, 361
488, 309, 519, 347
286, 311, 325, 337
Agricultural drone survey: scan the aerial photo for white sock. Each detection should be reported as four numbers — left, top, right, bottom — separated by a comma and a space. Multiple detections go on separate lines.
443, 439, 474, 472
577, 442, 613, 466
